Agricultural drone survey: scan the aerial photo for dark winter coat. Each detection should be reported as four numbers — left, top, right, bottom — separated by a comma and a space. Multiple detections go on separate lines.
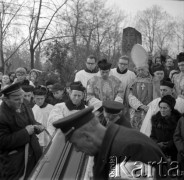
150, 109, 181, 161
0, 100, 42, 180
93, 123, 169, 180
173, 116, 184, 169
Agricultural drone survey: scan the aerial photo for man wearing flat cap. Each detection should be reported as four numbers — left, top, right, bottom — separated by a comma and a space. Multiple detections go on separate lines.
141, 78, 184, 137
172, 52, 184, 96
102, 100, 131, 127
53, 107, 169, 180
47, 81, 87, 136
0, 83, 44, 179
86, 59, 124, 111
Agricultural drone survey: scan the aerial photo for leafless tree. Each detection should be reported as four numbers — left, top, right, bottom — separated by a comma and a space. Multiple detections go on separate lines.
135, 5, 176, 55
27, 0, 68, 68
0, 0, 27, 72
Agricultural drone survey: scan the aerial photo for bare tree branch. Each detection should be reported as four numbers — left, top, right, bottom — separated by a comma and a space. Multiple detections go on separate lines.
4, 37, 28, 64
34, 0, 68, 51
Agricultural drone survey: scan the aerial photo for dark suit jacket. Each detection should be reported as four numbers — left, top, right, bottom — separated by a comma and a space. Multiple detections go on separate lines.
0, 100, 42, 180
93, 123, 170, 180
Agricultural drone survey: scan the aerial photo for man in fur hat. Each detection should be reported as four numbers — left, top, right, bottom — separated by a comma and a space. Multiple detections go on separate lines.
152, 65, 165, 99
141, 79, 184, 137
86, 59, 124, 111
172, 52, 184, 96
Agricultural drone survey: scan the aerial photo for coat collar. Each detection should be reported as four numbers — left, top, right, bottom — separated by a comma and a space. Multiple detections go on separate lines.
1, 100, 35, 119
151, 109, 181, 129
1, 101, 16, 114
84, 67, 99, 73
39, 102, 48, 108
93, 123, 120, 176
65, 99, 85, 111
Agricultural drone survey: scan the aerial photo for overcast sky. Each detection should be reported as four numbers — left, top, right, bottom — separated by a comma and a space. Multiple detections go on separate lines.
107, 0, 184, 18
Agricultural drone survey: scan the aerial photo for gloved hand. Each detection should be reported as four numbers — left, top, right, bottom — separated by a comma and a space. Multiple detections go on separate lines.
25, 125, 35, 135
33, 125, 45, 134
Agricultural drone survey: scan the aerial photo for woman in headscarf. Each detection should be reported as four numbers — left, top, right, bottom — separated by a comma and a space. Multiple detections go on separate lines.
29, 69, 42, 87
150, 95, 181, 161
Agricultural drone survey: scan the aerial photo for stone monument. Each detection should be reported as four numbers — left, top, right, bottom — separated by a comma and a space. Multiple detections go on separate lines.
122, 27, 142, 70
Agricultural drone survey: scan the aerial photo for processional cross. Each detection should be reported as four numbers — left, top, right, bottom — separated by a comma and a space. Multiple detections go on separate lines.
141, 83, 145, 90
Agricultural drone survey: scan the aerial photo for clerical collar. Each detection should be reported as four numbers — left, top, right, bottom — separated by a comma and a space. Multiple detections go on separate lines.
65, 99, 85, 111
116, 67, 128, 74
85, 67, 98, 73
39, 102, 48, 109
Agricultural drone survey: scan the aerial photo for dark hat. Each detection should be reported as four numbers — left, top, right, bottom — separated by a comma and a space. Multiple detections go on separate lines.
152, 65, 164, 73
52, 83, 65, 92
159, 95, 176, 110
45, 80, 55, 86
70, 81, 85, 92
103, 100, 124, 114
0, 83, 21, 96
33, 86, 47, 96
22, 85, 34, 92
160, 78, 174, 88
53, 106, 94, 138
98, 59, 112, 70
177, 52, 184, 63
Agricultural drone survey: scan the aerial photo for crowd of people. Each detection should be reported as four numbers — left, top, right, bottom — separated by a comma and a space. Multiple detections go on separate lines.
0, 44, 184, 179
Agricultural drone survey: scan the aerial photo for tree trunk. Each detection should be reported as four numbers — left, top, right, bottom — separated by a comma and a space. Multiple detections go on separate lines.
0, 15, 4, 73
30, 47, 35, 69
0, 48, 4, 73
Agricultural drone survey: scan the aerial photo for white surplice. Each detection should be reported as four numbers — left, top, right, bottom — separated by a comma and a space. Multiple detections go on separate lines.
74, 69, 99, 88
32, 104, 53, 147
